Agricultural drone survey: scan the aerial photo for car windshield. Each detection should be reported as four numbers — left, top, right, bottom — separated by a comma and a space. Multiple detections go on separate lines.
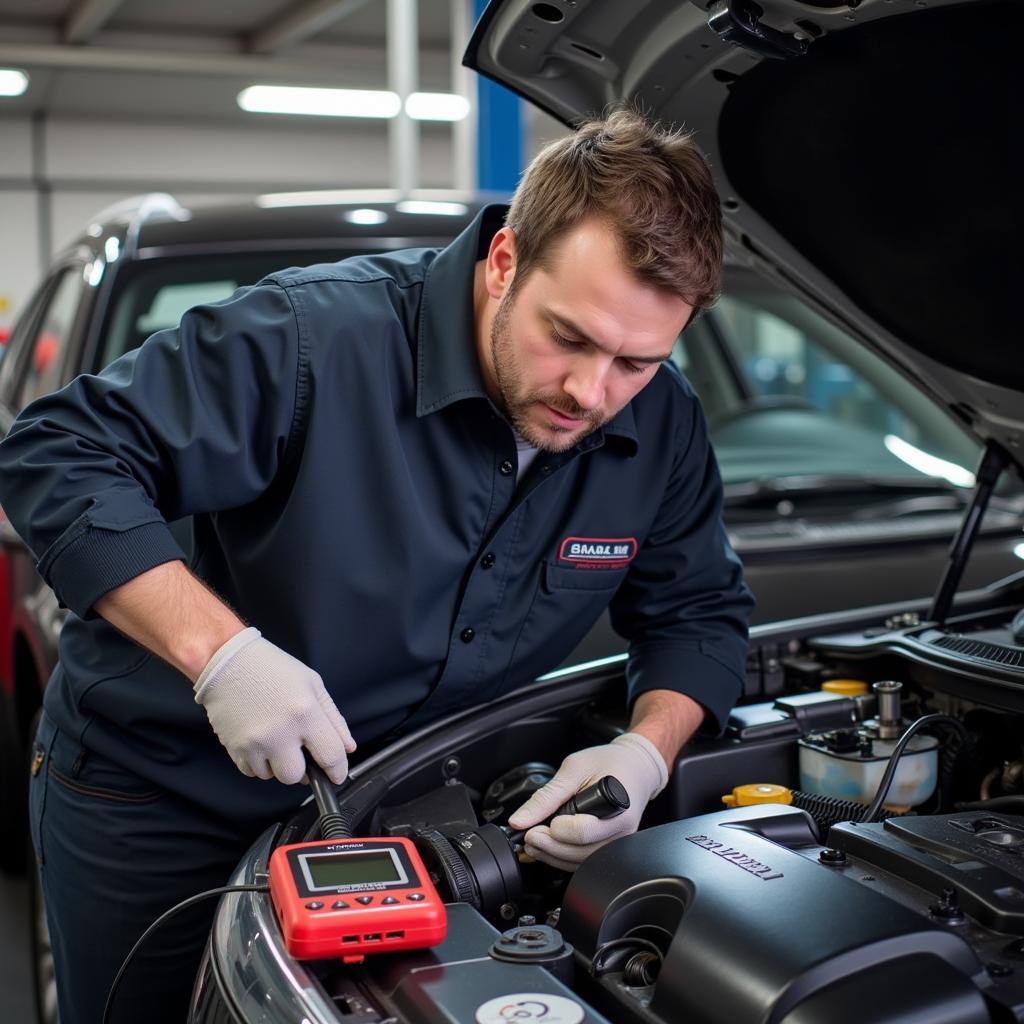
675, 270, 1016, 503
99, 254, 1015, 509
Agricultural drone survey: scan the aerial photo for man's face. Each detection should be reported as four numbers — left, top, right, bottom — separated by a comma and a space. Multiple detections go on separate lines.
482, 217, 693, 453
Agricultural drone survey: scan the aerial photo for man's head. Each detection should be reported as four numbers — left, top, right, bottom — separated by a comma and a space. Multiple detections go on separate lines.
475, 107, 723, 452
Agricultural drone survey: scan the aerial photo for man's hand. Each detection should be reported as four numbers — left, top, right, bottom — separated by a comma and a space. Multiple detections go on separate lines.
507, 733, 669, 871
195, 627, 356, 785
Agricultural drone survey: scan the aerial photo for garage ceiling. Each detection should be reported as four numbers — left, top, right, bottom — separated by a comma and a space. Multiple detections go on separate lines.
0, 0, 461, 122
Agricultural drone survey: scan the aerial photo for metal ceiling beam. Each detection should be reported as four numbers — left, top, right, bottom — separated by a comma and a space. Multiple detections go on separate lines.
63, 0, 127, 45
249, 0, 375, 55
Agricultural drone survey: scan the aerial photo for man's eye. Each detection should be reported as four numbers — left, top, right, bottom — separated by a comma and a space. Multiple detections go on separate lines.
620, 360, 648, 376
550, 328, 581, 349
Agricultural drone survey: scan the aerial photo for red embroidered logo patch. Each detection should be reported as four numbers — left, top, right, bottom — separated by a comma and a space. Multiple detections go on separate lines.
558, 536, 637, 569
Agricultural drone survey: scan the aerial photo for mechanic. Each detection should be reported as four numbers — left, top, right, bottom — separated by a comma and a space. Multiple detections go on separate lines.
0, 108, 752, 1023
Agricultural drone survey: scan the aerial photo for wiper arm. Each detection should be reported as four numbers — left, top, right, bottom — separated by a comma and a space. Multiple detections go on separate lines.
723, 474, 966, 508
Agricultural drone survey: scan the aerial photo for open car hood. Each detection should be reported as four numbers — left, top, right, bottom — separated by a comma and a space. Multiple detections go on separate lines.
465, 0, 1024, 476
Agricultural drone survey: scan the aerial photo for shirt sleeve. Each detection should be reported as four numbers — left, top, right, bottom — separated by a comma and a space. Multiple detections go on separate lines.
0, 281, 304, 620
608, 391, 755, 736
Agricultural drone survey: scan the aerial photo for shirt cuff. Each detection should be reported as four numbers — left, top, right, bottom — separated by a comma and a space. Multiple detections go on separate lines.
626, 643, 744, 737
41, 520, 187, 620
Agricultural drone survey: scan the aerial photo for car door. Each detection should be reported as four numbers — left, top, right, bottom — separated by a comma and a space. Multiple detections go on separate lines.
0, 260, 93, 798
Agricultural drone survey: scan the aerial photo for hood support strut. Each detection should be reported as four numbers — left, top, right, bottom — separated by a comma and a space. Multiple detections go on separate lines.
929, 440, 1011, 626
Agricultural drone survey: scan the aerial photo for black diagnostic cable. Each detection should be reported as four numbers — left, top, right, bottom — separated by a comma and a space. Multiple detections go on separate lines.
101, 883, 269, 1024
860, 713, 969, 824
504, 774, 630, 847
104, 753, 360, 1024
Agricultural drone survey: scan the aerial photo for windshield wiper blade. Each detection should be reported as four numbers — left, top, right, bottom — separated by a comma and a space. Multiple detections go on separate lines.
723, 474, 965, 507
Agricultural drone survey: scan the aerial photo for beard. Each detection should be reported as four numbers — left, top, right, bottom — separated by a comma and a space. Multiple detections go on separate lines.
489, 289, 604, 452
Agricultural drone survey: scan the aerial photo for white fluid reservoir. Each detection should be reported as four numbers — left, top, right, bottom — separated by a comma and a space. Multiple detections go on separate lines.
798, 733, 939, 808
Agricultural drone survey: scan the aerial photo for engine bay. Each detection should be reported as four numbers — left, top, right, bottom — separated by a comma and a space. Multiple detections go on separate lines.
197, 593, 1024, 1024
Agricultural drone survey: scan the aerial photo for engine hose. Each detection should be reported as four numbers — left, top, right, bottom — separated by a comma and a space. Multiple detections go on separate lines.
623, 952, 661, 987
954, 796, 1024, 812
790, 790, 901, 839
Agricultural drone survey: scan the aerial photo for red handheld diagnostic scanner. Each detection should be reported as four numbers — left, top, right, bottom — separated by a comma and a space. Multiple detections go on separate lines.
268, 836, 447, 962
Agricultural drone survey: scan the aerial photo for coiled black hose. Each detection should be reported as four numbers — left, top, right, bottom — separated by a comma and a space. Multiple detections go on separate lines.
933, 729, 965, 814
623, 951, 661, 986
790, 790, 894, 839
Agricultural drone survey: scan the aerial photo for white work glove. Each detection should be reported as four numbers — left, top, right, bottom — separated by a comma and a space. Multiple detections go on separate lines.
507, 733, 669, 871
194, 627, 356, 786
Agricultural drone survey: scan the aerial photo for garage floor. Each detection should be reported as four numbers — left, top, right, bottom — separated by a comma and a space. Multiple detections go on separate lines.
1, 872, 34, 1023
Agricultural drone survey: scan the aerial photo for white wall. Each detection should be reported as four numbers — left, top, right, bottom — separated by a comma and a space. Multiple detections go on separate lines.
0, 112, 458, 328
0, 106, 568, 331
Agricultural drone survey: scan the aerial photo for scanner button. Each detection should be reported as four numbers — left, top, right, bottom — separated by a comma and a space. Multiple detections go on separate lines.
407, 893, 425, 901
305, 901, 324, 910
382, 896, 399, 904
356, 895, 374, 905
331, 900, 349, 910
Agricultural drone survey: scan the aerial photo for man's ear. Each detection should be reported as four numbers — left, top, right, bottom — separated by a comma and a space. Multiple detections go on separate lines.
484, 226, 517, 300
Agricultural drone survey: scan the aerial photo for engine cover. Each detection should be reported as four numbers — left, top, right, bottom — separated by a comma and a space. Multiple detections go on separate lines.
560, 805, 1013, 1024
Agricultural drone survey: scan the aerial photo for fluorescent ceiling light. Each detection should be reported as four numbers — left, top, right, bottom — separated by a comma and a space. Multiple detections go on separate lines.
406, 92, 470, 121
238, 86, 469, 122
344, 208, 388, 226
396, 200, 468, 216
238, 86, 400, 119
1015, 542, 1024, 562
258, 189, 399, 209
883, 434, 976, 488
0, 69, 28, 97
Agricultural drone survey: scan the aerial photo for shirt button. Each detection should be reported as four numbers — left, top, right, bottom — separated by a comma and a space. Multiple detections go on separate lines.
460, 628, 475, 644
481, 553, 496, 569
540, 465, 553, 475
499, 459, 514, 476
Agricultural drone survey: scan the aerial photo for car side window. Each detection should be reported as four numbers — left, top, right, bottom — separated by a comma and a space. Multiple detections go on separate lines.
15, 268, 86, 411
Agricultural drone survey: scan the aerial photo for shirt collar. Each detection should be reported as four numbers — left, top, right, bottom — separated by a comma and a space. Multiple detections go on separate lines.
416, 202, 638, 455
416, 204, 505, 417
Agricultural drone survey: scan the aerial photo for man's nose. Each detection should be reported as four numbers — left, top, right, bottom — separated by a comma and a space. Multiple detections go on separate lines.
563, 356, 609, 411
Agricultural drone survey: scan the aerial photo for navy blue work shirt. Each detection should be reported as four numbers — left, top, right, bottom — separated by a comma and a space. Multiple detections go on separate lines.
0, 205, 753, 821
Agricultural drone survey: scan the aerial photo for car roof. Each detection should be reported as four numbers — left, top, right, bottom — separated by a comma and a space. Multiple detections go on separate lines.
63, 191, 504, 264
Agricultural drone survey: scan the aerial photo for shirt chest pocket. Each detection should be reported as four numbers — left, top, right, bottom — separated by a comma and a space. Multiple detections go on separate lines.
500, 559, 630, 693
542, 560, 630, 594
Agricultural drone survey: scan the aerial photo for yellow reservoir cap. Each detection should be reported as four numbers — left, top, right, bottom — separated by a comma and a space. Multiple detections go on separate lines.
722, 784, 793, 807
822, 679, 869, 697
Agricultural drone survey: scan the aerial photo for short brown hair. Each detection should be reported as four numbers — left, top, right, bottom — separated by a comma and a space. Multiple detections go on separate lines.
505, 107, 723, 315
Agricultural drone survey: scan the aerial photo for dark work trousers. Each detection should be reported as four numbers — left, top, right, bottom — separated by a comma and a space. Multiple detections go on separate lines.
29, 711, 269, 1024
